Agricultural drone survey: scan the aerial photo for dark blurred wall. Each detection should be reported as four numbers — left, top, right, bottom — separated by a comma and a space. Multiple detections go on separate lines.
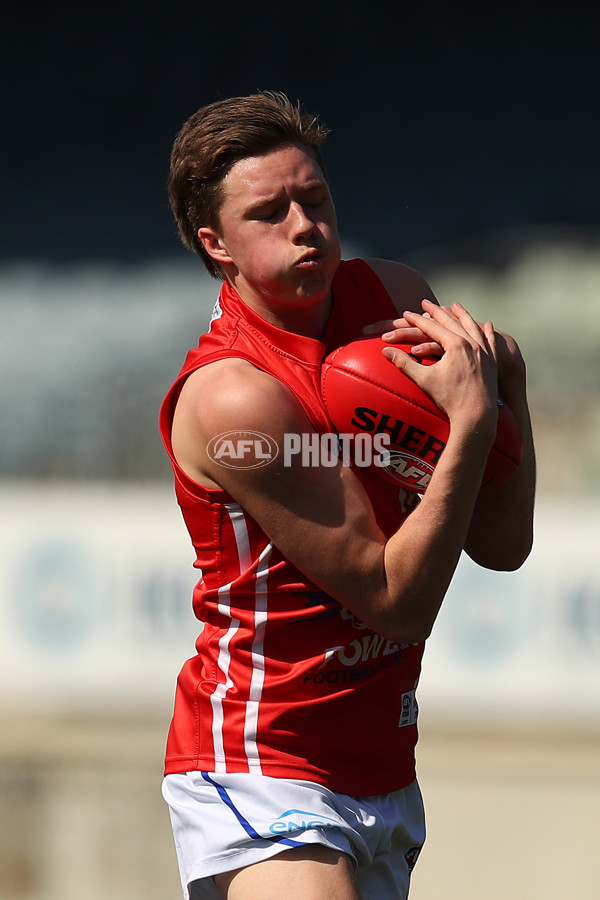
3, 2, 599, 265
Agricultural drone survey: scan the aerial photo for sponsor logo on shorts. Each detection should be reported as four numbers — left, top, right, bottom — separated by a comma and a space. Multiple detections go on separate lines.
269, 808, 342, 834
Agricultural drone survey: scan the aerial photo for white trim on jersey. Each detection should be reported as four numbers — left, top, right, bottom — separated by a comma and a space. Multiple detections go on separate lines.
211, 588, 240, 773
210, 504, 273, 775
209, 504, 248, 771
225, 503, 252, 571
244, 543, 273, 774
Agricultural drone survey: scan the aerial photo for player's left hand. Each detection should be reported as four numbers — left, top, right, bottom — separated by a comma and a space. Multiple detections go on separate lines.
364, 304, 526, 388
362, 306, 443, 359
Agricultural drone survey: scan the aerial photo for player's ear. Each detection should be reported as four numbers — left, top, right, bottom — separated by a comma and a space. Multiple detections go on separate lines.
198, 227, 233, 266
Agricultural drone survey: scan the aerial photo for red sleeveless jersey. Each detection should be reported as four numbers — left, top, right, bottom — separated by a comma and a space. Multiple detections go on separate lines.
159, 259, 425, 795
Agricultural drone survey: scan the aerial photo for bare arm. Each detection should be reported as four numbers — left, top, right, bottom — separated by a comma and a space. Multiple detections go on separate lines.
360, 258, 535, 572
171, 303, 499, 644
464, 329, 536, 569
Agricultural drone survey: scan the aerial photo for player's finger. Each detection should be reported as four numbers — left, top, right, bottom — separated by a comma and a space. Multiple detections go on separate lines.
408, 341, 443, 358
362, 318, 407, 335
401, 308, 463, 348
446, 302, 493, 347
380, 345, 429, 383
380, 326, 434, 344
421, 300, 491, 350
482, 320, 498, 360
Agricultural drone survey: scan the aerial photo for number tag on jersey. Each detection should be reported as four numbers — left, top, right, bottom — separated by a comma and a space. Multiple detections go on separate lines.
399, 689, 418, 728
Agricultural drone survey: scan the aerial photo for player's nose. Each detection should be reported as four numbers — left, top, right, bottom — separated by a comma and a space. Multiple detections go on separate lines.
289, 202, 315, 241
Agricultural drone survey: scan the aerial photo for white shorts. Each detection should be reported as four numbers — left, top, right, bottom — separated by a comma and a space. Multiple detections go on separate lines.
162, 771, 425, 900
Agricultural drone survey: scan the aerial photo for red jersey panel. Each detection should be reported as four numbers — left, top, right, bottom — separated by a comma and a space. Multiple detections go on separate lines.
160, 259, 425, 796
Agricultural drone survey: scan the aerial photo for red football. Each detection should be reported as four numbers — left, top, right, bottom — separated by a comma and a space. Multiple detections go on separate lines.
321, 336, 522, 494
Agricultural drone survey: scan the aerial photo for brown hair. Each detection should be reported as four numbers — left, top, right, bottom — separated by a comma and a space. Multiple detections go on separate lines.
168, 91, 330, 277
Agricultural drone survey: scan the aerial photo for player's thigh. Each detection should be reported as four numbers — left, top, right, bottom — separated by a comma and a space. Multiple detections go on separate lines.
214, 844, 361, 900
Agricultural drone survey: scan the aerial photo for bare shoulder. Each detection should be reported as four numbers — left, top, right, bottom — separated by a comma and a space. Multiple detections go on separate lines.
179, 357, 301, 427
171, 357, 310, 487
365, 257, 438, 314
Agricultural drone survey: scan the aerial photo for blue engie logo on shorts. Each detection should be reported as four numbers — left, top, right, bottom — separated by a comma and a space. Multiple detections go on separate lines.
269, 809, 342, 834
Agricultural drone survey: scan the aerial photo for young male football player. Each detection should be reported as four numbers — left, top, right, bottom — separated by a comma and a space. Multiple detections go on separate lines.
160, 91, 536, 900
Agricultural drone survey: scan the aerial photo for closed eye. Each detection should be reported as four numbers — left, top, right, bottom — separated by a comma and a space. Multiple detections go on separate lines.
245, 205, 281, 223
254, 209, 279, 221
246, 186, 328, 221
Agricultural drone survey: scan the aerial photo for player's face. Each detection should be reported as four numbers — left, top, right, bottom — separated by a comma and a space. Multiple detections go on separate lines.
199, 144, 341, 320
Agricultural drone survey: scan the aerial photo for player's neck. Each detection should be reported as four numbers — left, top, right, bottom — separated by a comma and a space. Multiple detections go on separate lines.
234, 286, 333, 341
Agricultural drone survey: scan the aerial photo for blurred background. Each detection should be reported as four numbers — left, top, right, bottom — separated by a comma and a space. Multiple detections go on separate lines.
1, 3, 599, 898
